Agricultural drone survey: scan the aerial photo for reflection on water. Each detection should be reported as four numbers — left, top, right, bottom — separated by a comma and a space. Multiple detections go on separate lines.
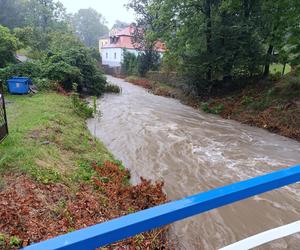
88, 75, 300, 250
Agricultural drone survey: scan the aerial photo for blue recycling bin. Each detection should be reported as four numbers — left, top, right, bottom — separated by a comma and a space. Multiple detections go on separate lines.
7, 77, 32, 94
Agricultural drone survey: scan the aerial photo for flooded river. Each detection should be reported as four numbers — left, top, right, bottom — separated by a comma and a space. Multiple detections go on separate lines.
88, 75, 300, 249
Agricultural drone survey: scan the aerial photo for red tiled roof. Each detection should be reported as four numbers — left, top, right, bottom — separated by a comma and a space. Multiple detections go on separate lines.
102, 26, 166, 52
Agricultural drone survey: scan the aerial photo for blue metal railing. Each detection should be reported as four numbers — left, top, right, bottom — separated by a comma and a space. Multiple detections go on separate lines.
24, 164, 300, 250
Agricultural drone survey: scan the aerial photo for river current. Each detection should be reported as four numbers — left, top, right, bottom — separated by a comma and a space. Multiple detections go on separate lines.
88, 75, 300, 249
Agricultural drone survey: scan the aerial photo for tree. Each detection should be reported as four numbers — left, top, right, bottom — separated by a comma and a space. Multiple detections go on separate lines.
72, 8, 109, 48
112, 20, 130, 29
0, 0, 26, 29
127, 0, 162, 75
0, 25, 19, 67
12, 0, 69, 52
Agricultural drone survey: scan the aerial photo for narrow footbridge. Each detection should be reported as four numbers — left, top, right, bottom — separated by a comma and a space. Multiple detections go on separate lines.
24, 164, 300, 250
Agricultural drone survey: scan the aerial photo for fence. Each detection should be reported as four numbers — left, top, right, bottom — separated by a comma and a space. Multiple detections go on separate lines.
24, 164, 300, 250
0, 81, 8, 143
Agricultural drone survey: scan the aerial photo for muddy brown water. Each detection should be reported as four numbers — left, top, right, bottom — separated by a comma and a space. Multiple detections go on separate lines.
88, 75, 300, 250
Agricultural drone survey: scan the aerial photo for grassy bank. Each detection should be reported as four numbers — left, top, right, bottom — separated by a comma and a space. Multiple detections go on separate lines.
0, 92, 167, 249
0, 93, 112, 185
125, 75, 300, 141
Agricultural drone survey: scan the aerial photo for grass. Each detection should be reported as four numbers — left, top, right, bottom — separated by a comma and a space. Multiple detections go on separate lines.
0, 92, 112, 185
270, 63, 291, 75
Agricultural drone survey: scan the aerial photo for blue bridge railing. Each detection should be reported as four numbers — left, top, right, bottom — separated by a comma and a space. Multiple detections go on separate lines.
24, 164, 300, 250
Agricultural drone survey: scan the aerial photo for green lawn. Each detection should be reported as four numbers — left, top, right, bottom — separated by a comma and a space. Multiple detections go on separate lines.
270, 63, 291, 75
0, 92, 112, 185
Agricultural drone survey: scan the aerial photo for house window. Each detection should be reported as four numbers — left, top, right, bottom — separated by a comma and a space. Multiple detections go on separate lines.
114, 52, 117, 59
106, 53, 108, 59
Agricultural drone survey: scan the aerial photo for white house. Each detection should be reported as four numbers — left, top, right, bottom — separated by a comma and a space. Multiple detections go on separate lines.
100, 26, 165, 68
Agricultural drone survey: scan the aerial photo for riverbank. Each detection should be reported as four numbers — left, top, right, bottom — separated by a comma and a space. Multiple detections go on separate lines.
0, 92, 168, 249
125, 75, 300, 141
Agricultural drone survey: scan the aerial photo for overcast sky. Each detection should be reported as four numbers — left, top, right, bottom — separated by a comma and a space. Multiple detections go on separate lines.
58, 0, 135, 28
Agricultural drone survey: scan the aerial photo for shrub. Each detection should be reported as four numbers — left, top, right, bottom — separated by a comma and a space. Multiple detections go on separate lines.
71, 84, 94, 119
32, 78, 58, 91
241, 96, 254, 106
9, 236, 21, 247
0, 61, 42, 82
105, 83, 121, 93
43, 61, 82, 91
121, 50, 138, 76
137, 51, 160, 77
269, 72, 282, 82
201, 102, 224, 114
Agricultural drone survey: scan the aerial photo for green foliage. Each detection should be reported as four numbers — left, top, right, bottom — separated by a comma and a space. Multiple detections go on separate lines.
241, 96, 254, 106
0, 61, 42, 81
71, 85, 94, 119
105, 84, 121, 93
270, 76, 300, 100
74, 162, 96, 182
0, 93, 113, 186
44, 61, 82, 91
9, 236, 21, 247
71, 8, 109, 48
269, 72, 282, 82
121, 50, 138, 76
0, 1, 107, 96
137, 51, 161, 77
0, 0, 26, 29
201, 102, 224, 114
130, 0, 300, 94
0, 25, 19, 67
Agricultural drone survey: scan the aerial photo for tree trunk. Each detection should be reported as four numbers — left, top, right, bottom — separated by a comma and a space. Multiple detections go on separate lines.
282, 63, 286, 76
263, 44, 274, 78
205, 0, 212, 81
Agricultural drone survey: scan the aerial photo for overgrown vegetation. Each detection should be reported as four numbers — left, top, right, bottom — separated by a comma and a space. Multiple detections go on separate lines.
105, 83, 122, 94
128, 0, 300, 95
121, 49, 161, 77
0, 0, 107, 96
0, 93, 169, 249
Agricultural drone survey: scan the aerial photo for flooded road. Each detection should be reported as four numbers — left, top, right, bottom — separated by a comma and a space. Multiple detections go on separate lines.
88, 75, 300, 249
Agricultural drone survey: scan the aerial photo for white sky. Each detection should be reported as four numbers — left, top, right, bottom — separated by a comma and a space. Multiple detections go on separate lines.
58, 0, 135, 28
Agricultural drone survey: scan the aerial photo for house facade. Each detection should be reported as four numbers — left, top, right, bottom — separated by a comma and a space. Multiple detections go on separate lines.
100, 26, 165, 68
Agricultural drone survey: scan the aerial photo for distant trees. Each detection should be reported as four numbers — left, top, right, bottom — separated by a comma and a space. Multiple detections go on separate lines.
0, 0, 26, 29
71, 8, 109, 48
0, 25, 19, 67
112, 20, 130, 30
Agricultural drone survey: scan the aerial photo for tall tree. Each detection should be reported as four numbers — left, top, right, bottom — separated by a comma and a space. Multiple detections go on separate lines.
0, 25, 19, 67
127, 0, 162, 75
0, 0, 26, 29
72, 8, 109, 48
23, 0, 68, 51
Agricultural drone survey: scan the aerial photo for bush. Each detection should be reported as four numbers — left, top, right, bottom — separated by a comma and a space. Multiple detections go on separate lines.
105, 83, 121, 93
137, 51, 160, 77
43, 61, 82, 91
32, 78, 58, 91
0, 61, 42, 82
71, 84, 94, 118
201, 101, 224, 114
121, 50, 138, 76
269, 72, 282, 82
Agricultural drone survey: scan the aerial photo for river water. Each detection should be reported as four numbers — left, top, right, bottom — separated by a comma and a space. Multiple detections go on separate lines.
87, 76, 300, 249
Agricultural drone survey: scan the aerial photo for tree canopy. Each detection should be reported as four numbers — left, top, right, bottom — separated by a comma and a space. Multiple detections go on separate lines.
0, 25, 19, 67
71, 8, 109, 48
0, 0, 107, 96
128, 0, 300, 94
